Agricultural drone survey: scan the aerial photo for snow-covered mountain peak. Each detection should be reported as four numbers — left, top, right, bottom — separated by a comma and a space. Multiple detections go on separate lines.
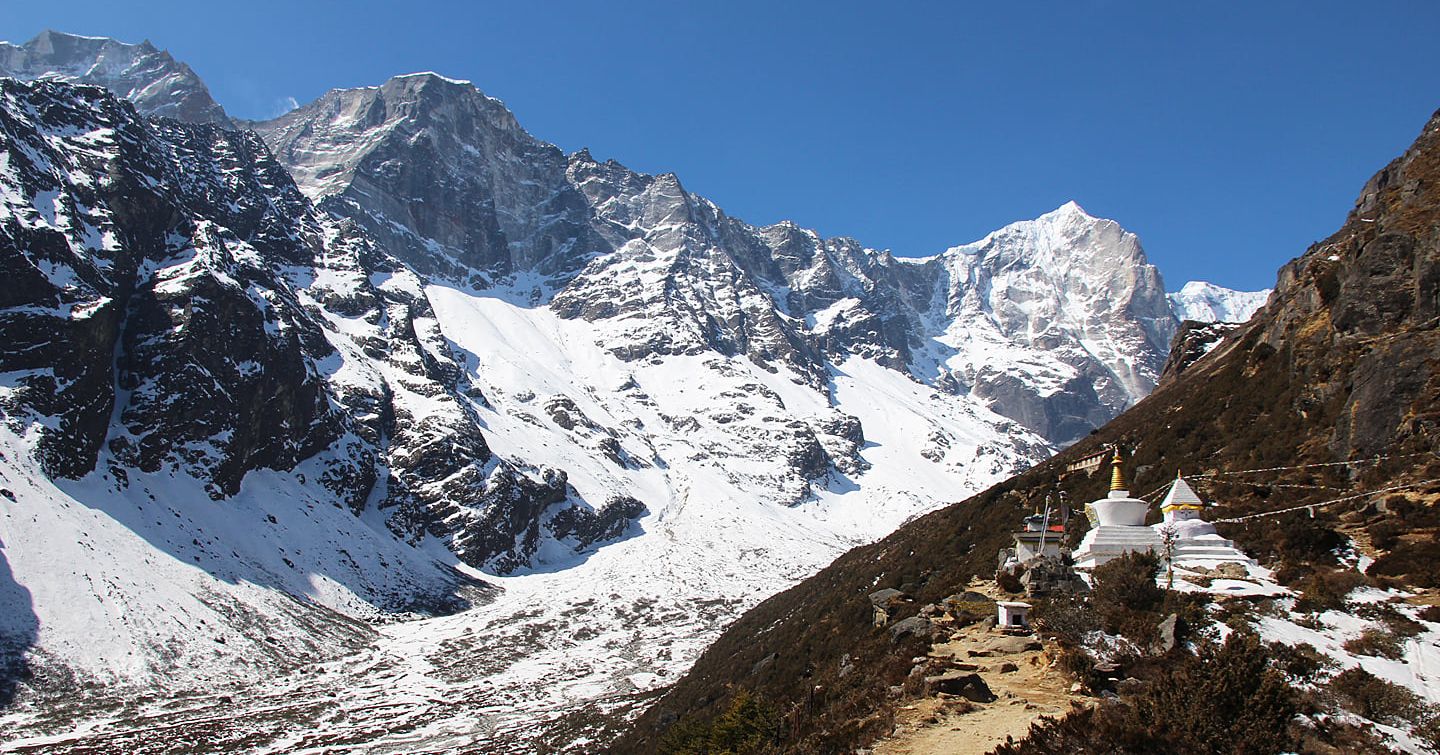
1169, 280, 1271, 323
914, 204, 1176, 441
393, 70, 475, 86
945, 200, 1131, 265
1051, 198, 1091, 217
0, 30, 229, 125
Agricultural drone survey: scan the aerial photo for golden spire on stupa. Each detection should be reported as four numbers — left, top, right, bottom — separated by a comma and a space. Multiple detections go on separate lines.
1109, 447, 1127, 492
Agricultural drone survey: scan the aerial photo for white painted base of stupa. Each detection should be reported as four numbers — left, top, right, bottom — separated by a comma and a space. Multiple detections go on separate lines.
1164, 519, 1256, 566
1072, 525, 1163, 569
1075, 527, 1257, 570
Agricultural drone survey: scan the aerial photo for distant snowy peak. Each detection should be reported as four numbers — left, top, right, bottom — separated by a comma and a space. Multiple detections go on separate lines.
1168, 280, 1271, 323
945, 200, 1138, 266
0, 29, 229, 125
252, 71, 585, 283
926, 200, 1178, 441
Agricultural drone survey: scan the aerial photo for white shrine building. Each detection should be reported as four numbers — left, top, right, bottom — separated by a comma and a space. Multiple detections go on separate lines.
1071, 451, 1256, 571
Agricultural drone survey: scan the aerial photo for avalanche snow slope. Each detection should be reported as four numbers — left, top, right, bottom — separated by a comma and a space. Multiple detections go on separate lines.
0, 288, 1048, 753
0, 420, 476, 718
411, 284, 1051, 738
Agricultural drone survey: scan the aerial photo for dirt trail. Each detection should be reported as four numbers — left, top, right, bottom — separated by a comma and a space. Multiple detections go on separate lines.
874, 586, 1084, 754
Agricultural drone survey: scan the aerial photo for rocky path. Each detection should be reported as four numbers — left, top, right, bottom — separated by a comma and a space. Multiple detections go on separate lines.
874, 586, 1083, 755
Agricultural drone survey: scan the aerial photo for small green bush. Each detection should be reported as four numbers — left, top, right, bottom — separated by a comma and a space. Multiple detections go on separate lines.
1055, 646, 1096, 683
1162, 591, 1213, 641
1370, 538, 1440, 588
1233, 514, 1344, 567
1032, 595, 1098, 647
1355, 602, 1426, 637
1293, 568, 1366, 613
1267, 641, 1334, 681
1091, 552, 1163, 644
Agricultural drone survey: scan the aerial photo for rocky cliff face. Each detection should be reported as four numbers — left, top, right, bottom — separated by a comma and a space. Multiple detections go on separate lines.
0, 78, 605, 594
1158, 320, 1244, 382
0, 78, 335, 494
251, 75, 1189, 445
253, 73, 602, 284
0, 30, 230, 126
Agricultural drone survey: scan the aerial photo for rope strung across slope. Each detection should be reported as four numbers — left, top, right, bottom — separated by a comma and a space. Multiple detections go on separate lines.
1073, 451, 1437, 518
1211, 478, 1440, 524
1183, 451, 1436, 480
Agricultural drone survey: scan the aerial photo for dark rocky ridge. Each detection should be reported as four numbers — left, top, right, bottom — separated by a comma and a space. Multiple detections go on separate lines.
1158, 319, 1245, 383
0, 79, 334, 493
616, 108, 1440, 753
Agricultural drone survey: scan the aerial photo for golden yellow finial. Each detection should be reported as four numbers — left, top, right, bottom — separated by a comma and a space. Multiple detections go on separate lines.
1109, 447, 1127, 492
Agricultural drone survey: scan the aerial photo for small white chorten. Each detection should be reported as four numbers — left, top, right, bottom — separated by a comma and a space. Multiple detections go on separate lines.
1154, 473, 1256, 567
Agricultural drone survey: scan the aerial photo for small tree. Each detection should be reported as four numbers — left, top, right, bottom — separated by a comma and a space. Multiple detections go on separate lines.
1157, 524, 1179, 590
660, 689, 782, 754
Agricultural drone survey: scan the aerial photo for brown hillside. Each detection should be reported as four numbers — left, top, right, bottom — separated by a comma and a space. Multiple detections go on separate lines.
615, 108, 1440, 753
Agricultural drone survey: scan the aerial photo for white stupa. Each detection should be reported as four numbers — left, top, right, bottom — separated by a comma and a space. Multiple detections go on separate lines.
1154, 473, 1256, 568
1071, 450, 1161, 569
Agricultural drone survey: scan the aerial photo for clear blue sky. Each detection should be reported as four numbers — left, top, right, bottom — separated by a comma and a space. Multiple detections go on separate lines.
7, 2, 1440, 290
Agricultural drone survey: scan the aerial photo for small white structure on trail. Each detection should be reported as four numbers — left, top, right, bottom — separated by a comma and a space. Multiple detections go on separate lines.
996, 601, 1032, 629
1072, 451, 1258, 572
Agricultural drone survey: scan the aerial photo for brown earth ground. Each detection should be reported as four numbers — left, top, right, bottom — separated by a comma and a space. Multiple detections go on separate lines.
874, 582, 1085, 755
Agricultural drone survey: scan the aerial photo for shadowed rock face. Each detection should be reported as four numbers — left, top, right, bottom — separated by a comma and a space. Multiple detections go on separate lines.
1256, 108, 1440, 460
1159, 320, 1244, 384
0, 79, 614, 574
0, 79, 331, 492
252, 73, 605, 285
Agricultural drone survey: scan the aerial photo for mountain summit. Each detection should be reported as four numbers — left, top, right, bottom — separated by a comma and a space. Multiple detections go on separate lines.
251, 74, 1195, 444
0, 30, 229, 125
